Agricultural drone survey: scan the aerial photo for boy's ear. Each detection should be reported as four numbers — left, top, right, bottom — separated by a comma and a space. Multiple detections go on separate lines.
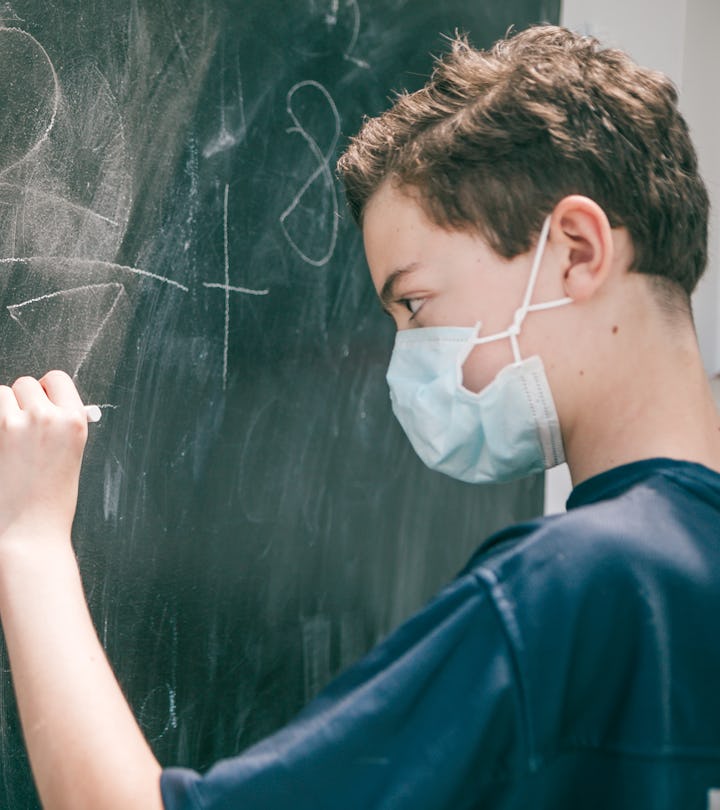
549, 195, 614, 301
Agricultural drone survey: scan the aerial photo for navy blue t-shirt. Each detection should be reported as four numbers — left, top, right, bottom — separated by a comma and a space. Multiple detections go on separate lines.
161, 458, 720, 809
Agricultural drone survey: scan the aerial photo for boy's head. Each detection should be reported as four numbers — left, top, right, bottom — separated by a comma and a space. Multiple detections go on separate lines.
337, 25, 709, 310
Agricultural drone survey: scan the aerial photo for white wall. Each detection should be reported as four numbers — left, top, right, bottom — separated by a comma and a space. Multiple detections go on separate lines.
682, 0, 720, 374
544, 0, 720, 514
560, 0, 688, 79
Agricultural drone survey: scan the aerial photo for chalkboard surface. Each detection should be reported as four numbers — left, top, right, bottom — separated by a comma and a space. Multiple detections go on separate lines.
0, 0, 558, 804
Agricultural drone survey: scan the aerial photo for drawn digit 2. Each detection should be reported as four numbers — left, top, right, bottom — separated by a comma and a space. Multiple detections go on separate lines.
279, 81, 339, 268
326, 0, 369, 69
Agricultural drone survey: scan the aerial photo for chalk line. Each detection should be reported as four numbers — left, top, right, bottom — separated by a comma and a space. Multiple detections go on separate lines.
0, 28, 60, 178
69, 285, 126, 377
342, 0, 367, 67
7, 282, 127, 377
222, 184, 230, 389
279, 80, 339, 267
325, 0, 339, 26
202, 185, 270, 389
0, 256, 189, 292
203, 58, 246, 158
202, 282, 269, 295
6, 283, 114, 310
0, 183, 122, 227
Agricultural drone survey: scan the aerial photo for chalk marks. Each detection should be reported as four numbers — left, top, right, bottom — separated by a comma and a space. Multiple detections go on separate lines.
324, 0, 369, 69
203, 51, 246, 158
0, 30, 133, 264
301, 613, 367, 701
0, 256, 189, 292
341, 0, 368, 68
302, 615, 332, 702
0, 27, 146, 402
0, 27, 59, 177
280, 80, 340, 267
339, 612, 366, 670
98, 262, 188, 292
54, 63, 134, 254
0, 4, 23, 25
202, 184, 269, 390
7, 283, 129, 381
304, 0, 369, 68
218, 184, 233, 390
203, 282, 270, 295
0, 21, 345, 401
1, 184, 123, 228
138, 682, 178, 743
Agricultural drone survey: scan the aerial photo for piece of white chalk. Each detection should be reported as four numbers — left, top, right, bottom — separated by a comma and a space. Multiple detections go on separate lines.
84, 405, 102, 423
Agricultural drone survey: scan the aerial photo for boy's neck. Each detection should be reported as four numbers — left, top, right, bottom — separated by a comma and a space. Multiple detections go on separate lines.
561, 312, 720, 486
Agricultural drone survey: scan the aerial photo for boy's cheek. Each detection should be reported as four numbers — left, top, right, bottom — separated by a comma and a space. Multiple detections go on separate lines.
461, 341, 516, 393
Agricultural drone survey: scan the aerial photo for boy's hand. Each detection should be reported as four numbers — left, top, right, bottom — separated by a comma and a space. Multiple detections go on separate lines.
0, 371, 162, 810
0, 370, 88, 547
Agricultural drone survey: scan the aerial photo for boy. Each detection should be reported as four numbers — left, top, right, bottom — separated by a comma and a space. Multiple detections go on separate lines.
0, 23, 719, 810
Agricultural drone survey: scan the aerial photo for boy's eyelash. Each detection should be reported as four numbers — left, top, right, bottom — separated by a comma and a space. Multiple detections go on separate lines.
399, 298, 423, 319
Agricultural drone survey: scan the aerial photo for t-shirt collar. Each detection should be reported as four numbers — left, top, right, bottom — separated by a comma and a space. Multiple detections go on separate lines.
566, 457, 720, 510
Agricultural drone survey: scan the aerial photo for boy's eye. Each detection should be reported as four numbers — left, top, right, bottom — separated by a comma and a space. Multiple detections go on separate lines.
400, 298, 425, 318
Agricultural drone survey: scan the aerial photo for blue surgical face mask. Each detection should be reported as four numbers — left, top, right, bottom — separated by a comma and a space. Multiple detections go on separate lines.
385, 216, 571, 483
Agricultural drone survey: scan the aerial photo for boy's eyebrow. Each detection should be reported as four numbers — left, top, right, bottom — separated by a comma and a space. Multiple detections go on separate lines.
379, 262, 420, 313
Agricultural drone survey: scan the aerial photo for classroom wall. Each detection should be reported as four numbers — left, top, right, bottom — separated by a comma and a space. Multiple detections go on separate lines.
545, 0, 720, 514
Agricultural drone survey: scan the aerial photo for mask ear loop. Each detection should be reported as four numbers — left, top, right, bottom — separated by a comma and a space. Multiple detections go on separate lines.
470, 215, 572, 364
455, 322, 483, 389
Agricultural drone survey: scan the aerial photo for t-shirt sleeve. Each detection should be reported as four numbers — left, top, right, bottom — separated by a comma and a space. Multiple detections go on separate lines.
160, 571, 521, 810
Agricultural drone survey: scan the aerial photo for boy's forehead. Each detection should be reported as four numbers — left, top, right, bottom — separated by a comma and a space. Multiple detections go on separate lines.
363, 179, 418, 229
362, 180, 502, 283
362, 181, 523, 318
362, 182, 440, 286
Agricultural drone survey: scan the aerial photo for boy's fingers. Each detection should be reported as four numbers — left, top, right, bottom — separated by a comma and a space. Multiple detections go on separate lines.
39, 370, 84, 412
11, 376, 50, 413
0, 385, 19, 416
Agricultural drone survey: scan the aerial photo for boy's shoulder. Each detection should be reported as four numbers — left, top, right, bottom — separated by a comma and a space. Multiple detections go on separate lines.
458, 457, 720, 764
467, 457, 720, 591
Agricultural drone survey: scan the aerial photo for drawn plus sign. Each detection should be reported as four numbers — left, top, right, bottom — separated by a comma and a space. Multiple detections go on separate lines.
202, 184, 269, 390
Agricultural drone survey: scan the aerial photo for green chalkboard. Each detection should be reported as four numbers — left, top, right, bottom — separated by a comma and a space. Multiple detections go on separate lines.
0, 0, 557, 804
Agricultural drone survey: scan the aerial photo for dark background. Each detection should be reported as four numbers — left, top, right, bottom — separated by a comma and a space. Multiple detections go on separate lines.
0, 0, 558, 804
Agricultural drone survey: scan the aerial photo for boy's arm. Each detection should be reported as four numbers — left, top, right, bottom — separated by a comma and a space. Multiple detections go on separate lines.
0, 372, 164, 810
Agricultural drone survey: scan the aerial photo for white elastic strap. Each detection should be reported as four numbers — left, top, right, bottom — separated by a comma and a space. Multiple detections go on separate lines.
527, 298, 573, 313
470, 216, 572, 363
518, 215, 552, 318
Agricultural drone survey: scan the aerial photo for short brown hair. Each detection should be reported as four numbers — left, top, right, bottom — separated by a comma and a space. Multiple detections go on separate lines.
337, 25, 709, 301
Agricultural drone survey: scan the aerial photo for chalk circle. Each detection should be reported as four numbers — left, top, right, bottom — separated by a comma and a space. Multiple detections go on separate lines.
0, 27, 59, 175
